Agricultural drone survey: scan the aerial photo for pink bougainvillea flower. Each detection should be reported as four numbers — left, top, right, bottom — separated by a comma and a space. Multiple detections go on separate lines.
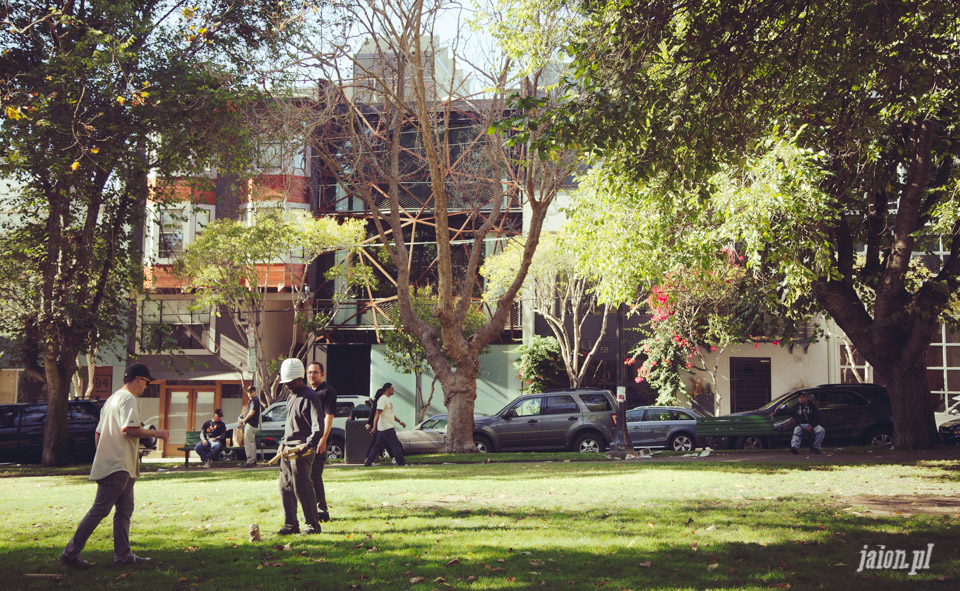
773, 339, 780, 346
635, 377, 644, 384
710, 346, 717, 352
754, 342, 760, 349
624, 357, 635, 366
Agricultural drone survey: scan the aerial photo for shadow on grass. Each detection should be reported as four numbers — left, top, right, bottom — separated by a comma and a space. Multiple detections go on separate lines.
4, 500, 957, 591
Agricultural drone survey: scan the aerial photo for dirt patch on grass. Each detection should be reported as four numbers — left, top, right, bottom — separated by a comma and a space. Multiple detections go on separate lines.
841, 494, 960, 517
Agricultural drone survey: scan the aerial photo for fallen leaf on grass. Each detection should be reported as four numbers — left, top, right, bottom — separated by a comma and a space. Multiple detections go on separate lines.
707, 563, 719, 571
367, 546, 380, 552
638, 561, 652, 568
445, 558, 460, 566
530, 559, 544, 566
114, 573, 131, 581
768, 584, 790, 589
410, 576, 425, 583
466, 576, 477, 582
433, 577, 446, 583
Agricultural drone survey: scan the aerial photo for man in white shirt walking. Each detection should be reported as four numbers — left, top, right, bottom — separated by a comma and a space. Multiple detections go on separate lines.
364, 383, 406, 466
59, 363, 168, 568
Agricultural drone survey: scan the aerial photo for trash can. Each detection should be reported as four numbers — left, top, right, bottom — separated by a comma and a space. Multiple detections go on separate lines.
345, 419, 373, 464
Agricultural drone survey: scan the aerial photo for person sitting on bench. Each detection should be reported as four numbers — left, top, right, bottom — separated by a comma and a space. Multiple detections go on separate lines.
788, 393, 825, 455
195, 409, 227, 468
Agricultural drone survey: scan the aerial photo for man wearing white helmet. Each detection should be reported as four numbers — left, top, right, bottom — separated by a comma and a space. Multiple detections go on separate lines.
276, 358, 324, 535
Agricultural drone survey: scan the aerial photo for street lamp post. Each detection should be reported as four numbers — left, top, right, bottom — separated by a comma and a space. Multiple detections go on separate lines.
607, 303, 633, 458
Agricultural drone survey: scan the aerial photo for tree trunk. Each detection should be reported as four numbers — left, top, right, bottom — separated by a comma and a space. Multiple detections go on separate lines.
872, 354, 939, 450
442, 374, 479, 453
41, 349, 78, 466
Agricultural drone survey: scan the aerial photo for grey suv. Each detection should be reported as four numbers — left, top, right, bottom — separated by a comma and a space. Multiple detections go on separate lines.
473, 388, 617, 453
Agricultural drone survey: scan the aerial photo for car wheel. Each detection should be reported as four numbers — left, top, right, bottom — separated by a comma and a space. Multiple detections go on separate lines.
865, 427, 893, 448
327, 438, 344, 461
670, 433, 696, 452
474, 435, 492, 453
572, 432, 605, 453
736, 435, 766, 449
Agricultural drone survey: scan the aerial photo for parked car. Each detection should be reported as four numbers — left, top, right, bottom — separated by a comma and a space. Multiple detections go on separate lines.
707, 383, 894, 449
395, 413, 490, 454
224, 394, 371, 461
0, 400, 101, 464
473, 388, 617, 453
625, 406, 702, 451
939, 416, 960, 446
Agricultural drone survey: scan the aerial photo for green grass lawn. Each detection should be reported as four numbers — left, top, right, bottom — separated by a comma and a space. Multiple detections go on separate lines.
2, 453, 958, 590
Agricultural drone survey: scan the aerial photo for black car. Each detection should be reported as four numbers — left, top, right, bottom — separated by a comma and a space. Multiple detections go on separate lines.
0, 400, 101, 464
713, 383, 894, 449
473, 388, 617, 453
939, 416, 960, 446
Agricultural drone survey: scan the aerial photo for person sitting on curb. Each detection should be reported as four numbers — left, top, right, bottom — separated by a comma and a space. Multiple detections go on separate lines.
787, 392, 825, 455
195, 409, 227, 468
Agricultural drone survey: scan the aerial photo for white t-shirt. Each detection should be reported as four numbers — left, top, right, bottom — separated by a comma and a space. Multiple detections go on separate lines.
376, 395, 396, 431
89, 388, 141, 481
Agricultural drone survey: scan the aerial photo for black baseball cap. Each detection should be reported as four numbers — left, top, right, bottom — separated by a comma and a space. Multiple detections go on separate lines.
124, 362, 156, 382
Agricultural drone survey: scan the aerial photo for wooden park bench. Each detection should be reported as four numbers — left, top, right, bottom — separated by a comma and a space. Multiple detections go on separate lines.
176, 431, 202, 467
178, 430, 280, 467
696, 414, 779, 448
222, 431, 281, 464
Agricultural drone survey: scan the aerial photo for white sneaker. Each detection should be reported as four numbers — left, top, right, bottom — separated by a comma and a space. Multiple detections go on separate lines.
203, 460, 211, 469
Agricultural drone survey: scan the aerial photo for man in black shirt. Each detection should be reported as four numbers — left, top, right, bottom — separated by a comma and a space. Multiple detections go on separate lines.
307, 362, 336, 522
239, 385, 262, 467
195, 409, 227, 468
276, 358, 324, 535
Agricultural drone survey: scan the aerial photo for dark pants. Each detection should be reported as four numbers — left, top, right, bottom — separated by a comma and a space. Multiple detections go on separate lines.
365, 429, 405, 466
63, 470, 136, 562
310, 450, 328, 515
279, 454, 320, 530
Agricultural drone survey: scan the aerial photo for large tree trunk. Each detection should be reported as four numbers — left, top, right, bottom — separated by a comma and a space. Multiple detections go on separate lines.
872, 352, 939, 450
441, 372, 480, 453
41, 348, 78, 466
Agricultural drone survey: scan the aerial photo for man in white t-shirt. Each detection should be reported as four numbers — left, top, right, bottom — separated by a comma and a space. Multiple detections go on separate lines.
59, 363, 168, 569
363, 383, 406, 466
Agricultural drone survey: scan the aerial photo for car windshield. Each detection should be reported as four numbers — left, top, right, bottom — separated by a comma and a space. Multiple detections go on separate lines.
756, 392, 797, 413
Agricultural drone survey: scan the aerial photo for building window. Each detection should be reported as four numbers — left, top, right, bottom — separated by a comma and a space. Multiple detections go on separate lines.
839, 341, 870, 384
258, 142, 307, 176
139, 299, 212, 353
148, 204, 214, 263
928, 324, 960, 414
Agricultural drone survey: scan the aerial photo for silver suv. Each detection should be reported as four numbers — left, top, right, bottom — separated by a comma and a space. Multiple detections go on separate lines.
473, 389, 617, 453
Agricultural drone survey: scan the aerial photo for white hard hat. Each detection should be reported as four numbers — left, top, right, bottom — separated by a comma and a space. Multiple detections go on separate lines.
279, 358, 305, 383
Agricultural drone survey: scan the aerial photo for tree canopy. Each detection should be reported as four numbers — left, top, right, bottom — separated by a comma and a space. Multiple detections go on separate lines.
560, 0, 960, 447
0, 0, 285, 464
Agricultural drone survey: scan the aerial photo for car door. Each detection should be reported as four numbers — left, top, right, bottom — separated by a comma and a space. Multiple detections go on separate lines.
641, 408, 675, 447
624, 408, 647, 446
0, 406, 21, 462
814, 389, 870, 444
402, 417, 448, 454
540, 395, 581, 448
495, 397, 543, 449
18, 404, 47, 462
